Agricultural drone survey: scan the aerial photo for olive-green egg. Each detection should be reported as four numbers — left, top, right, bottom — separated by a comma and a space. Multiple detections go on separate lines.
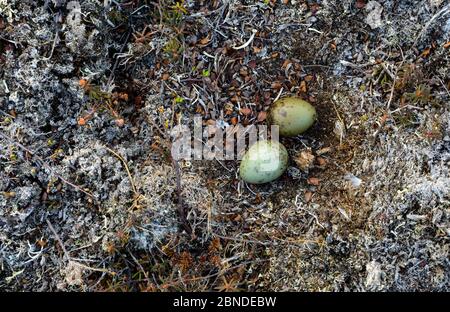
268, 97, 317, 137
239, 140, 288, 184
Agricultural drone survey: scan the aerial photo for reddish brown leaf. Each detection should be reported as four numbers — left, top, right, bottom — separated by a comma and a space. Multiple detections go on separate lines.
355, 0, 366, 9
119, 92, 128, 101
271, 81, 282, 90
199, 36, 210, 45
77, 117, 86, 126
134, 95, 142, 106
195, 105, 204, 114
300, 80, 307, 93
316, 157, 328, 167
421, 47, 431, 58
252, 46, 262, 53
239, 108, 252, 116
307, 177, 320, 186
304, 191, 313, 203
79, 79, 89, 90
257, 111, 267, 122
115, 118, 125, 127
310, 3, 320, 14
282, 59, 292, 69
239, 68, 248, 76
254, 193, 263, 204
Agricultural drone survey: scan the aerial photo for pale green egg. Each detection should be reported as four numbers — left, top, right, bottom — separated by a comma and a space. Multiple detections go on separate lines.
239, 140, 288, 184
269, 97, 317, 137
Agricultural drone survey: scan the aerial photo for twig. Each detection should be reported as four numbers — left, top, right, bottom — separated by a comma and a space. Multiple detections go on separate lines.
43, 32, 59, 61
232, 29, 257, 50
0, 130, 95, 199
381, 63, 395, 80
386, 75, 397, 110
294, 194, 325, 229
412, 3, 450, 48
71, 261, 116, 276
386, 46, 405, 110
172, 158, 192, 234
107, 29, 132, 89
45, 218, 70, 260
390, 104, 424, 114
46, 218, 115, 276
339, 60, 374, 68
147, 115, 169, 139
437, 76, 450, 97
213, 233, 270, 246
307, 27, 323, 34
103, 145, 138, 196
162, 259, 269, 287
273, 87, 284, 102
146, 114, 190, 233
0, 35, 20, 47
127, 248, 151, 284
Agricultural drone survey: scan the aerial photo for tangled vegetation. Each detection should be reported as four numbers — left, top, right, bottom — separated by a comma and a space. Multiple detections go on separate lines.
0, 0, 449, 291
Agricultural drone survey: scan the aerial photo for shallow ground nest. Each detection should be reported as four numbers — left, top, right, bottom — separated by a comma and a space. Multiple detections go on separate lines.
0, 0, 449, 291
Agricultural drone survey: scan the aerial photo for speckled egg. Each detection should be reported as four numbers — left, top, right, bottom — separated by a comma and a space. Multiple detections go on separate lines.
239, 140, 288, 184
268, 97, 317, 137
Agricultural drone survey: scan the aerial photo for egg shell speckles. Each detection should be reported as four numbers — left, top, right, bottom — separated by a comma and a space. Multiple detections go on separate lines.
239, 140, 289, 184
268, 97, 317, 137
